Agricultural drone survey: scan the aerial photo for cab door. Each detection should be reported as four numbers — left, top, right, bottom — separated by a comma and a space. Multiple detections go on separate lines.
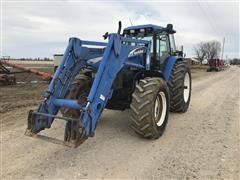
156, 34, 171, 69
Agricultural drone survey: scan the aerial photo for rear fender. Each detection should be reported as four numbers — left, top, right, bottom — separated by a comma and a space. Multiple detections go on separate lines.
163, 56, 183, 81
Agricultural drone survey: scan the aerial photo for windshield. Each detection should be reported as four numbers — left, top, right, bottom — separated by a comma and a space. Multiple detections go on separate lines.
125, 32, 153, 52
138, 36, 153, 52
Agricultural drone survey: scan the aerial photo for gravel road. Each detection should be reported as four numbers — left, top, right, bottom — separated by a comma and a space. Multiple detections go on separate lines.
1, 66, 239, 179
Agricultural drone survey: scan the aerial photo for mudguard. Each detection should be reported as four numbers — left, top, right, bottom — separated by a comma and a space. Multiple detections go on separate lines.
163, 56, 183, 81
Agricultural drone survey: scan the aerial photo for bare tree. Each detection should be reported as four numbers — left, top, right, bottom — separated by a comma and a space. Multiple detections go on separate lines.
205, 40, 221, 59
193, 42, 207, 64
194, 40, 221, 64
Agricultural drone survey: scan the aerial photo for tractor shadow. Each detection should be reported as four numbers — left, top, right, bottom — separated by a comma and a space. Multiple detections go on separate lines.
97, 109, 135, 137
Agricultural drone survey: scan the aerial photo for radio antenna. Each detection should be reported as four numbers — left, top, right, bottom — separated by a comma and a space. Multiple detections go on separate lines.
129, 18, 133, 26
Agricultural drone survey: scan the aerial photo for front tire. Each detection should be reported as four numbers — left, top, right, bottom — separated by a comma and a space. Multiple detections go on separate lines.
168, 61, 191, 113
63, 74, 92, 146
130, 77, 170, 139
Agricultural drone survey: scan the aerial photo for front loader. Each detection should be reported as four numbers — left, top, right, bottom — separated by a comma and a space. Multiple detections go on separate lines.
25, 22, 191, 148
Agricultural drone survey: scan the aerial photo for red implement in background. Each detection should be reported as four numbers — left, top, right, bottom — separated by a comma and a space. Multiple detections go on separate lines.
207, 59, 225, 72
0, 60, 53, 81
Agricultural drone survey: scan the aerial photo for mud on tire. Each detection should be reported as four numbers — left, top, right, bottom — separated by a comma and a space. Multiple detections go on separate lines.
130, 77, 170, 139
168, 61, 191, 113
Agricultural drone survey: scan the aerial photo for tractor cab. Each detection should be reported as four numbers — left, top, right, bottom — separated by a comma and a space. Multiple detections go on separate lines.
123, 24, 180, 70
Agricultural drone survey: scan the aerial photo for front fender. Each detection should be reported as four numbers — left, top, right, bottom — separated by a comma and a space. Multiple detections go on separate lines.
163, 56, 182, 81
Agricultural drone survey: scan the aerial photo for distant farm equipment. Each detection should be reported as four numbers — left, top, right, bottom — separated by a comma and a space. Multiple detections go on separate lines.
207, 59, 225, 72
0, 63, 16, 85
0, 60, 53, 85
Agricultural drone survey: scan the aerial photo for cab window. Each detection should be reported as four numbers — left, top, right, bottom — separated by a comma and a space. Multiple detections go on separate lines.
157, 35, 170, 64
169, 34, 176, 53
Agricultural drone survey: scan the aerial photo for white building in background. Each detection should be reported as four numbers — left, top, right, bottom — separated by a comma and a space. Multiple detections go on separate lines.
53, 54, 63, 71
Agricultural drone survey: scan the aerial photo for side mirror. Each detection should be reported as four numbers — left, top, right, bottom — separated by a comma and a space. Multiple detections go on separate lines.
166, 24, 176, 34
166, 24, 173, 32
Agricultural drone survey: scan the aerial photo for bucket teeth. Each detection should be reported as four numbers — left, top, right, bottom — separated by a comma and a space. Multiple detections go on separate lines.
64, 121, 88, 148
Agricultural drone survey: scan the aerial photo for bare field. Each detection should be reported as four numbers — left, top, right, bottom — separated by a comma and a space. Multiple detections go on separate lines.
1, 65, 239, 179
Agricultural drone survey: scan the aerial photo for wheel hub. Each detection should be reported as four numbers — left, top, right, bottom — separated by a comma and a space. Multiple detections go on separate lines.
154, 92, 167, 126
183, 72, 190, 103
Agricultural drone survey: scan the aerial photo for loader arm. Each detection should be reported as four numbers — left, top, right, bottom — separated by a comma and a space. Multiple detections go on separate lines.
26, 33, 151, 147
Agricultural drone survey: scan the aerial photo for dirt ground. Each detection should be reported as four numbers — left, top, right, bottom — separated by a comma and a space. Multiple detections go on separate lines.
1, 66, 239, 179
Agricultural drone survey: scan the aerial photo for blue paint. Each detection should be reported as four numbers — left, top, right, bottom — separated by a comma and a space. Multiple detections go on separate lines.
53, 99, 82, 109
163, 56, 178, 81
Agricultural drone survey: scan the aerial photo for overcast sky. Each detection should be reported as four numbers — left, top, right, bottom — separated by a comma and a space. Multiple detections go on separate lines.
1, 0, 239, 59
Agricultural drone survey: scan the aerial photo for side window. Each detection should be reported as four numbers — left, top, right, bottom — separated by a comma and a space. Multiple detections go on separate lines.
169, 34, 176, 53
157, 35, 170, 63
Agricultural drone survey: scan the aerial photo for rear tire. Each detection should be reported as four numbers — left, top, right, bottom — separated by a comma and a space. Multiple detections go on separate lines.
168, 61, 191, 113
130, 77, 170, 139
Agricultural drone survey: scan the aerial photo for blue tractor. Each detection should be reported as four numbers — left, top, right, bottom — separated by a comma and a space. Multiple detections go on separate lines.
25, 22, 191, 147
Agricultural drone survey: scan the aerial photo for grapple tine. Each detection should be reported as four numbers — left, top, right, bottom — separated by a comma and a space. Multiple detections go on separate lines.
25, 110, 87, 148
25, 109, 43, 136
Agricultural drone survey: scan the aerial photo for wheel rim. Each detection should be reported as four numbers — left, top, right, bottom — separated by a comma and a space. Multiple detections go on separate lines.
183, 72, 190, 103
154, 92, 167, 126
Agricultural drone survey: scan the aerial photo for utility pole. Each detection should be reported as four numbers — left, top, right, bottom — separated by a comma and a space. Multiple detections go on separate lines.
221, 37, 225, 60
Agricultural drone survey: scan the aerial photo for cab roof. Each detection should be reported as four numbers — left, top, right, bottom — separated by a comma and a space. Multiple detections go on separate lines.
123, 24, 176, 34
123, 24, 164, 31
